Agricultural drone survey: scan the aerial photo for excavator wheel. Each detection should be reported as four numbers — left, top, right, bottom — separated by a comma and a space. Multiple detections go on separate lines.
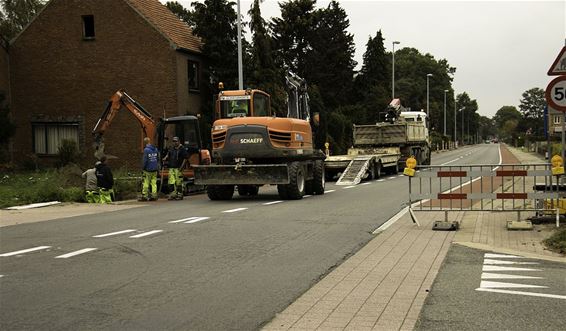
278, 162, 305, 200
311, 160, 325, 194
207, 185, 234, 200
237, 185, 259, 196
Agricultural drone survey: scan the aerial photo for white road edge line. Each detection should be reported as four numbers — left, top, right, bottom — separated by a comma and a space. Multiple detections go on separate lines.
0, 246, 51, 257
129, 230, 163, 238
360, 182, 371, 185
343, 186, 356, 189
303, 195, 312, 198
93, 229, 137, 238
222, 207, 248, 213
263, 201, 283, 205
55, 248, 97, 259
324, 190, 335, 193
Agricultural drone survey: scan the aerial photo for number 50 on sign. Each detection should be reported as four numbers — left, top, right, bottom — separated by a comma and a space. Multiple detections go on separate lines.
546, 76, 566, 112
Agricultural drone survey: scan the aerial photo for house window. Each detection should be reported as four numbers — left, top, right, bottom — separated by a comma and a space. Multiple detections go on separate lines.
188, 60, 199, 92
82, 15, 95, 39
554, 115, 561, 125
33, 123, 79, 155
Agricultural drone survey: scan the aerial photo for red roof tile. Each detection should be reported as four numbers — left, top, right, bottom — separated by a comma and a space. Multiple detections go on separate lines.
126, 0, 201, 53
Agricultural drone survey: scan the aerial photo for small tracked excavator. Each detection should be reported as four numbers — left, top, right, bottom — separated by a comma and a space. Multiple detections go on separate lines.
92, 89, 210, 195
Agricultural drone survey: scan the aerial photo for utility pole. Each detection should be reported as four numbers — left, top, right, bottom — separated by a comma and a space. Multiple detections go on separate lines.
236, 0, 243, 89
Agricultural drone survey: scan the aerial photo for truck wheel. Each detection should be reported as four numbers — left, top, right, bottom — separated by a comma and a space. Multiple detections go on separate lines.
279, 162, 305, 200
237, 185, 259, 196
369, 162, 381, 180
312, 160, 325, 194
207, 185, 234, 200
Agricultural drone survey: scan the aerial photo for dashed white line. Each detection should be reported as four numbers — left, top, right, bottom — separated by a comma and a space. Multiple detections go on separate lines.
360, 182, 371, 185
129, 230, 163, 238
93, 229, 137, 238
184, 217, 210, 224
324, 190, 335, 193
303, 195, 312, 198
263, 201, 283, 205
55, 248, 97, 259
222, 207, 248, 213
0, 246, 51, 257
377, 179, 385, 182
0, 275, 4, 278
343, 186, 356, 189
170, 216, 209, 223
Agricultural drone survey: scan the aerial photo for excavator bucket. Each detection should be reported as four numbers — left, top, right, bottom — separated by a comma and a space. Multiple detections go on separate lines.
93, 141, 105, 160
193, 164, 289, 185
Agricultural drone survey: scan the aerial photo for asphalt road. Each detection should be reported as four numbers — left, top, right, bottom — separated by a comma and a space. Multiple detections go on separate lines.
0, 144, 501, 330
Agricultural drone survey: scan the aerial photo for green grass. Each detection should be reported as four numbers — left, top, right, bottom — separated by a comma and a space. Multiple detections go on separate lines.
543, 228, 566, 254
0, 167, 141, 209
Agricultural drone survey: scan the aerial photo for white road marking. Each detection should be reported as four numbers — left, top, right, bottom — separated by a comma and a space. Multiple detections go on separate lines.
476, 288, 566, 300
481, 273, 543, 280
263, 201, 283, 205
0, 275, 3, 278
6, 201, 60, 210
303, 195, 312, 198
485, 253, 523, 259
170, 216, 208, 223
324, 190, 335, 193
397, 175, 403, 178
222, 208, 248, 213
129, 230, 163, 238
373, 206, 409, 234
360, 182, 371, 185
93, 229, 137, 238
343, 186, 356, 189
55, 248, 97, 259
483, 265, 541, 272
0, 246, 51, 257
480, 280, 547, 289
483, 259, 538, 265
184, 217, 209, 224
377, 179, 385, 182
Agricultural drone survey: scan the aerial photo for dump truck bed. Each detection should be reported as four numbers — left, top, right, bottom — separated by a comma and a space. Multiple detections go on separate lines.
353, 122, 427, 146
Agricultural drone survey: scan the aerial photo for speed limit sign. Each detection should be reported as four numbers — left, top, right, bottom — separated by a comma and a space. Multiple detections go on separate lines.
546, 76, 566, 112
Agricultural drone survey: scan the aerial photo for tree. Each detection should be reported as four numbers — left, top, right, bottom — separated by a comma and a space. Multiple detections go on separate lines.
271, 0, 317, 77
493, 106, 521, 143
353, 30, 390, 123
190, 0, 239, 90
518, 87, 546, 136
166, 1, 192, 25
0, 0, 45, 40
307, 0, 356, 109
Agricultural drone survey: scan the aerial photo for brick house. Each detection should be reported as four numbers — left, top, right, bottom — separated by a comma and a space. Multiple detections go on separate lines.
0, 37, 9, 101
9, 0, 205, 168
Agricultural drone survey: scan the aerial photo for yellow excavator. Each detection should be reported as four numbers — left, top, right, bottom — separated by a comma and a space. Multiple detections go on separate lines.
194, 72, 326, 200
92, 89, 211, 195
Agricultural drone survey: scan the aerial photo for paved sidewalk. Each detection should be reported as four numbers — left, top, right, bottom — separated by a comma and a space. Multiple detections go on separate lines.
262, 147, 566, 331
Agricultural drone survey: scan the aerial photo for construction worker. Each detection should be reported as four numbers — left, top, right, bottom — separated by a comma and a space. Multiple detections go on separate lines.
139, 137, 159, 201
163, 136, 187, 200
95, 155, 114, 203
82, 161, 100, 203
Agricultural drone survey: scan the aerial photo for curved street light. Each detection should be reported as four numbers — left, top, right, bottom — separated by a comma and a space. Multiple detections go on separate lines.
443, 89, 449, 137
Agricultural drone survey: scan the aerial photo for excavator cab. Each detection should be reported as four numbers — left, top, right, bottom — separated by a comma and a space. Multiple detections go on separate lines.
216, 89, 271, 119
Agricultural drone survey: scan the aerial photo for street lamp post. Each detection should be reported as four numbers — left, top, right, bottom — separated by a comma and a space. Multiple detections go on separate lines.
461, 107, 465, 145
426, 74, 433, 118
454, 97, 457, 147
443, 89, 448, 137
391, 41, 400, 99
236, 0, 243, 89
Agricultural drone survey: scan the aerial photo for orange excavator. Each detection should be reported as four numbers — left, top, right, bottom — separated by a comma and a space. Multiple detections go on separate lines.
92, 89, 211, 195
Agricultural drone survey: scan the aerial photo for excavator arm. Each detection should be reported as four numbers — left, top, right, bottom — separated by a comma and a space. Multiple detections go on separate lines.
92, 90, 156, 159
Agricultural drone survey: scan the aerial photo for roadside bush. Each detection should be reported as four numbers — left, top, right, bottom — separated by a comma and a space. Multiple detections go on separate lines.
57, 139, 79, 167
112, 168, 141, 201
543, 228, 566, 254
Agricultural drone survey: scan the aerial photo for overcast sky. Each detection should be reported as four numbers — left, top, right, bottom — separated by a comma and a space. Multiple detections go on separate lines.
167, 0, 565, 118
